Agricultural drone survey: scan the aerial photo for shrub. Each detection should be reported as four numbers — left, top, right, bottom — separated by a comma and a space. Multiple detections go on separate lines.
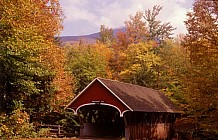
0, 109, 37, 139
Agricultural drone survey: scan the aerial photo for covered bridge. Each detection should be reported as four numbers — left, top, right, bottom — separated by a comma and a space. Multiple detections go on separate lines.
65, 78, 182, 139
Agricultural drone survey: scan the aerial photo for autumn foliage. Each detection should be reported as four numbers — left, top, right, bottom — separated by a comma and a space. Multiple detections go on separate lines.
64, 2, 218, 139
0, 0, 74, 138
0, 0, 217, 139
183, 0, 218, 137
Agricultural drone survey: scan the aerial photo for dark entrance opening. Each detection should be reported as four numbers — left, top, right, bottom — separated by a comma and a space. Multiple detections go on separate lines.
78, 104, 125, 138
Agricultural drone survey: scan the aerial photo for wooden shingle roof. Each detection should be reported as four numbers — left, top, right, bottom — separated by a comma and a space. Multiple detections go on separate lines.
97, 78, 182, 113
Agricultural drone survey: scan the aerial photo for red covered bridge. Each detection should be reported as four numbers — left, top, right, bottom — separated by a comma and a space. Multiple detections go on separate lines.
65, 78, 182, 139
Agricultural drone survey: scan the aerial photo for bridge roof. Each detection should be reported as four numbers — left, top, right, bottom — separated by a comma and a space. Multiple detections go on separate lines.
65, 78, 182, 116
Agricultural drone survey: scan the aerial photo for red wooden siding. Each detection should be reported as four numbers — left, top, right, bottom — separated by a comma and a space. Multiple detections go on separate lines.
68, 80, 130, 116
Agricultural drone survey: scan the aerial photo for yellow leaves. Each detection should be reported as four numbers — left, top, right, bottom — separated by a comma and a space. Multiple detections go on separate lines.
182, 1, 218, 133
0, 108, 37, 138
93, 43, 112, 62
0, 124, 9, 134
120, 63, 141, 75
119, 41, 163, 87
126, 42, 162, 68
0, 0, 69, 115
1, 0, 63, 38
9, 109, 30, 126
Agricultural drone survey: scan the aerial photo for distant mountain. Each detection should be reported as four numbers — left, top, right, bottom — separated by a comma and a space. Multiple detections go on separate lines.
59, 32, 100, 44
59, 27, 125, 44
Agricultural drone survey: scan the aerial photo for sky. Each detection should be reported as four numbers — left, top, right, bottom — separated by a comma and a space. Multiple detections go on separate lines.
59, 0, 195, 36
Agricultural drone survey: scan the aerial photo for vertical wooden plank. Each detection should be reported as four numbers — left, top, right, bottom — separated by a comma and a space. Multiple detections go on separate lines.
124, 114, 130, 140
58, 125, 60, 136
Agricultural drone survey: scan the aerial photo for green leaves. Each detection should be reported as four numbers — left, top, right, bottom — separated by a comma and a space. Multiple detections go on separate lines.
0, 0, 68, 124
97, 25, 115, 44
65, 43, 110, 94
120, 41, 162, 88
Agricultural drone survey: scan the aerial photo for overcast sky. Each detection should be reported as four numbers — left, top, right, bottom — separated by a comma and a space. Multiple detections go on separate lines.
59, 0, 194, 36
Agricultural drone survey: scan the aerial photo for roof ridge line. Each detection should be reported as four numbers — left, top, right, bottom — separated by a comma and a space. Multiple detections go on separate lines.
97, 77, 155, 91
97, 78, 133, 112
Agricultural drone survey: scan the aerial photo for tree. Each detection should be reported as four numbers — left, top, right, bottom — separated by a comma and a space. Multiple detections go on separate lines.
119, 41, 162, 88
97, 25, 115, 44
144, 5, 175, 41
116, 31, 129, 49
37, 45, 74, 111
116, 5, 175, 47
0, 0, 71, 123
158, 40, 188, 107
124, 11, 148, 44
112, 6, 176, 81
183, 0, 218, 137
113, 12, 148, 80
65, 42, 111, 94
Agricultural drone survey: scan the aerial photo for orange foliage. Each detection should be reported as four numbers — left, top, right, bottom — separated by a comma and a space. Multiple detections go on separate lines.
41, 45, 74, 109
